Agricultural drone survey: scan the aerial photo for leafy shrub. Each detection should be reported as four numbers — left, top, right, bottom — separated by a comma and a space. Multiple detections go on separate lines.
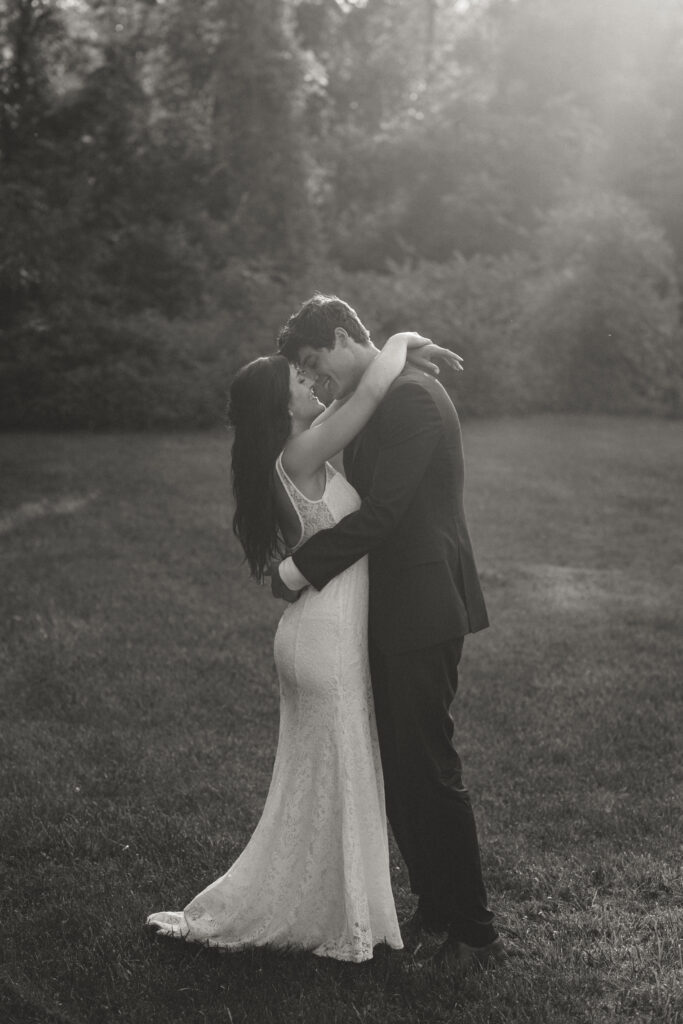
2, 213, 681, 429
295, 253, 547, 414
524, 192, 683, 414
296, 193, 683, 417
1, 307, 267, 430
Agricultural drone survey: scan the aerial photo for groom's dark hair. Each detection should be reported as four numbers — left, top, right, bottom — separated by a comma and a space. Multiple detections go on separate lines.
277, 293, 371, 361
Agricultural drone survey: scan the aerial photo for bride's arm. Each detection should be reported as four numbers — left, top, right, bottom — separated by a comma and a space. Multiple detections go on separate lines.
309, 343, 462, 431
309, 400, 347, 474
283, 333, 429, 478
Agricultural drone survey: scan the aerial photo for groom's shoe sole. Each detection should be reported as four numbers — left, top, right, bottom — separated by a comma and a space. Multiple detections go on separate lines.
399, 913, 448, 959
429, 936, 509, 975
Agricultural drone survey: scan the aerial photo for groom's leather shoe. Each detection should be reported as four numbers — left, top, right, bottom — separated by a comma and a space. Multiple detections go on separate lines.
429, 936, 508, 975
400, 908, 448, 958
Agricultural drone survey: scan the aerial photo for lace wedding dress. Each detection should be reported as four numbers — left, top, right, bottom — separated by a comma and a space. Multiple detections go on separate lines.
145, 455, 402, 961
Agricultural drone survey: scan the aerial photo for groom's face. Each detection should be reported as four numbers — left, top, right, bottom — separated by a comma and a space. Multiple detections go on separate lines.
296, 332, 358, 401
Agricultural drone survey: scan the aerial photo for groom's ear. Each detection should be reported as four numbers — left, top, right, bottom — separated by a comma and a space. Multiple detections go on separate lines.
334, 327, 350, 348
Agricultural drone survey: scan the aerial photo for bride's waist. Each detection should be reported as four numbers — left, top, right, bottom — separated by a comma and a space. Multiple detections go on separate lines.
278, 558, 367, 617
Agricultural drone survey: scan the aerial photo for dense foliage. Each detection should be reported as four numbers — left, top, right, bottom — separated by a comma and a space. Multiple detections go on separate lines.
1, 0, 682, 426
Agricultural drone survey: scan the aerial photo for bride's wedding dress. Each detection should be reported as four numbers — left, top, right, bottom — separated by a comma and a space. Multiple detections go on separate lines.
146, 455, 402, 961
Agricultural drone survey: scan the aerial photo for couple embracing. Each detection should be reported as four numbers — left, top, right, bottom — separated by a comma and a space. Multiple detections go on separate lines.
147, 294, 505, 975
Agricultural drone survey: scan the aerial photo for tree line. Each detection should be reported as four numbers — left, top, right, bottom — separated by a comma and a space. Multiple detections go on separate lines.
1, 0, 682, 427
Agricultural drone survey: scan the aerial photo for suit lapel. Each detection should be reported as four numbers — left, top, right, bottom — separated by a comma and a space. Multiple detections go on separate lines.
344, 430, 364, 484
345, 388, 388, 488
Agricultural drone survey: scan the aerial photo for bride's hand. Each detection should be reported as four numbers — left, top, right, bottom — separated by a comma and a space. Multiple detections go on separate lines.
406, 342, 463, 376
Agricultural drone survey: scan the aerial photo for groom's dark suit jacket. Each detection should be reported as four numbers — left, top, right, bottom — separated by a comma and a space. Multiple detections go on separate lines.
292, 367, 489, 654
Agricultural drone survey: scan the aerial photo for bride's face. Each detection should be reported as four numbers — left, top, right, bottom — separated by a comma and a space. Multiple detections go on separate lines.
288, 364, 324, 425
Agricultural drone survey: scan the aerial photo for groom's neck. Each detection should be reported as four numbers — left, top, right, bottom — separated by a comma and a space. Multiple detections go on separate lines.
346, 342, 379, 393
356, 342, 379, 372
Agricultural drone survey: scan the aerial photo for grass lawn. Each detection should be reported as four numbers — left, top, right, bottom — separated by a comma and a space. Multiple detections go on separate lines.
1, 416, 681, 1024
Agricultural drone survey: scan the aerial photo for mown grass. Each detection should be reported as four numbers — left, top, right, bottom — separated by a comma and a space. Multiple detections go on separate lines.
1, 417, 681, 1024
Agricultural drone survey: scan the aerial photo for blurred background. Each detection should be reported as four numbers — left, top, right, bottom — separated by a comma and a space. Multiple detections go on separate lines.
1, 0, 682, 427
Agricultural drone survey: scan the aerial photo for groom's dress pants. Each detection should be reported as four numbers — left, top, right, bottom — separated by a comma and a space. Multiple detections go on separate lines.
369, 634, 496, 948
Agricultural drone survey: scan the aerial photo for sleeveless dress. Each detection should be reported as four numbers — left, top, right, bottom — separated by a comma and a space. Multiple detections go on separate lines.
145, 455, 402, 962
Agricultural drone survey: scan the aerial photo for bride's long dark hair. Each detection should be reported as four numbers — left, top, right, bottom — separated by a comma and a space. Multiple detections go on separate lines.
228, 354, 292, 582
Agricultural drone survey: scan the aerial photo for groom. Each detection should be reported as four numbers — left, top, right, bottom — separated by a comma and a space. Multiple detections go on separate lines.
272, 294, 504, 972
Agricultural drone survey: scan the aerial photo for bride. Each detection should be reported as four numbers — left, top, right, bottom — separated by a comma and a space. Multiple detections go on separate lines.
145, 329, 452, 961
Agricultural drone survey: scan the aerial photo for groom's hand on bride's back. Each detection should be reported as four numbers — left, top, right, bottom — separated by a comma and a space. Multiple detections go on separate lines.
268, 562, 302, 603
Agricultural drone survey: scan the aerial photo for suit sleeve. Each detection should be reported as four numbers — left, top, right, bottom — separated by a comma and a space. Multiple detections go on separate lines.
292, 382, 441, 590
